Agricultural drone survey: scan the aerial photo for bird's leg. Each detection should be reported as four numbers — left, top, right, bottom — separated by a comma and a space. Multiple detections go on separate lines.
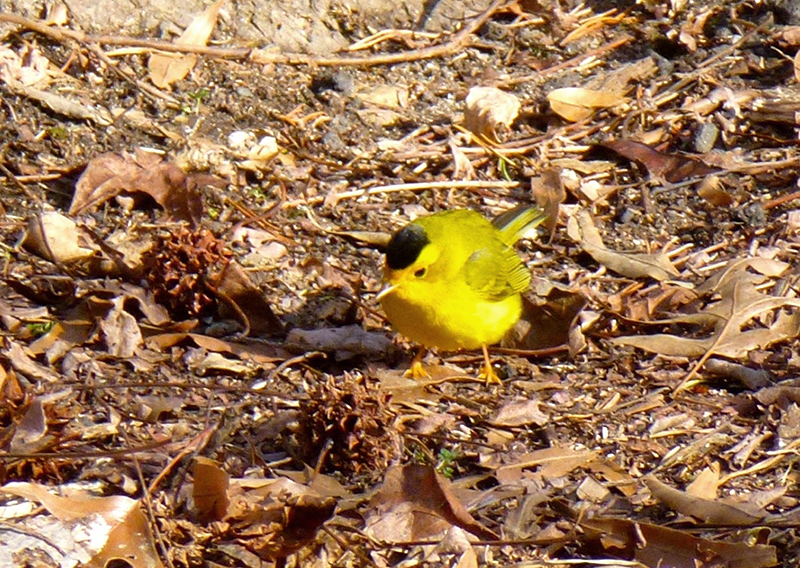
479, 344, 502, 385
405, 346, 430, 379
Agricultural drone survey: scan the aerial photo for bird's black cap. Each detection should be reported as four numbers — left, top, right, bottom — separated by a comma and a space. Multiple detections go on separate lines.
385, 223, 430, 270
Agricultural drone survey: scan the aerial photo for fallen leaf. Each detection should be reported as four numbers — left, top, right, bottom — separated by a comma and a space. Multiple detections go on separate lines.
192, 457, 230, 522
505, 283, 587, 351
612, 258, 800, 359
70, 150, 224, 224
531, 167, 565, 239
548, 87, 627, 122
645, 475, 766, 525
364, 464, 499, 542
9, 398, 52, 454
580, 516, 777, 568
567, 209, 680, 280
0, 482, 164, 568
23, 211, 97, 263
490, 398, 549, 427
286, 326, 392, 360
464, 86, 521, 141
600, 139, 716, 183
148, 0, 225, 88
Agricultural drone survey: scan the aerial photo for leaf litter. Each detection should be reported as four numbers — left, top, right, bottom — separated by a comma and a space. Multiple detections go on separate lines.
1, 0, 800, 566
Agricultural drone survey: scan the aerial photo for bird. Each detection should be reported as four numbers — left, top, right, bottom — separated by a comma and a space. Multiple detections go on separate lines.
377, 205, 546, 383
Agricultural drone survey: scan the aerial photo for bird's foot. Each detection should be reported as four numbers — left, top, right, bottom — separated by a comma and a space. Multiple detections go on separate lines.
404, 359, 431, 380
480, 345, 502, 385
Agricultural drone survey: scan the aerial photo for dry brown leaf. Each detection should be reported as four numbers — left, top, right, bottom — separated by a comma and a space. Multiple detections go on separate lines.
358, 84, 409, 108
686, 464, 722, 500
547, 87, 627, 122
531, 167, 564, 239
148, 0, 225, 88
193, 457, 230, 522
464, 86, 521, 141
697, 174, 735, 207
5, 339, 61, 383
0, 482, 164, 568
579, 516, 777, 568
644, 475, 765, 525
489, 447, 599, 484
364, 464, 499, 542
100, 296, 143, 358
23, 212, 97, 263
9, 398, 52, 454
504, 283, 586, 351
612, 258, 800, 359
70, 150, 222, 224
600, 139, 717, 183
210, 260, 285, 337
567, 209, 680, 280
489, 398, 549, 427
220, 477, 336, 560
286, 325, 391, 360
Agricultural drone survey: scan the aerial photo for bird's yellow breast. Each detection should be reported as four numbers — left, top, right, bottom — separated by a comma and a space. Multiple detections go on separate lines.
380, 275, 522, 351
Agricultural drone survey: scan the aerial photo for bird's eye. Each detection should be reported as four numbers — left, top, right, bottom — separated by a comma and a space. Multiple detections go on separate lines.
414, 267, 426, 278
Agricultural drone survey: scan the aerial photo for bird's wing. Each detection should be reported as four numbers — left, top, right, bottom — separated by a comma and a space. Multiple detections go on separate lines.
462, 245, 531, 301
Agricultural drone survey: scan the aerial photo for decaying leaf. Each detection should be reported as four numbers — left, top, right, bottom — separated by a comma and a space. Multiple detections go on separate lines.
9, 397, 52, 454
485, 446, 600, 485
697, 174, 735, 207
489, 398, 549, 427
567, 208, 680, 280
464, 86, 521, 141
23, 211, 97, 264
219, 476, 336, 561
70, 149, 225, 224
193, 457, 230, 523
364, 464, 499, 542
531, 167, 565, 239
0, 481, 164, 568
579, 516, 777, 568
645, 475, 766, 526
147, 0, 225, 88
612, 257, 800, 359
504, 283, 587, 351
286, 325, 391, 360
600, 139, 717, 183
548, 87, 627, 122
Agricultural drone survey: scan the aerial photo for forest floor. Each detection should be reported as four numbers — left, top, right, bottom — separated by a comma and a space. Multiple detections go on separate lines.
1, 0, 800, 566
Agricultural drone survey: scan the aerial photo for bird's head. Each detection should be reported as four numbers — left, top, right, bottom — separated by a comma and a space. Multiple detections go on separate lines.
377, 222, 441, 300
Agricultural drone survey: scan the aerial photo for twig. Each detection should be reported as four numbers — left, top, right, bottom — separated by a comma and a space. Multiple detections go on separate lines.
280, 179, 520, 209
0, 1, 509, 68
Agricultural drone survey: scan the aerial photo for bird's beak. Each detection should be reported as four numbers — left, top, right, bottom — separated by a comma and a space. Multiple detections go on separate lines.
376, 284, 396, 301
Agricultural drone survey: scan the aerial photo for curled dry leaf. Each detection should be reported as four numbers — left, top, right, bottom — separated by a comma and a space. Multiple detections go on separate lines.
644, 475, 766, 525
70, 149, 224, 225
547, 87, 627, 122
148, 0, 225, 88
464, 86, 521, 141
612, 257, 800, 359
579, 516, 777, 568
364, 464, 499, 542
221, 477, 336, 561
0, 481, 164, 568
697, 174, 734, 207
567, 209, 680, 280
504, 284, 586, 351
0, 44, 51, 87
531, 167, 565, 239
600, 139, 717, 183
286, 325, 391, 360
24, 212, 97, 263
